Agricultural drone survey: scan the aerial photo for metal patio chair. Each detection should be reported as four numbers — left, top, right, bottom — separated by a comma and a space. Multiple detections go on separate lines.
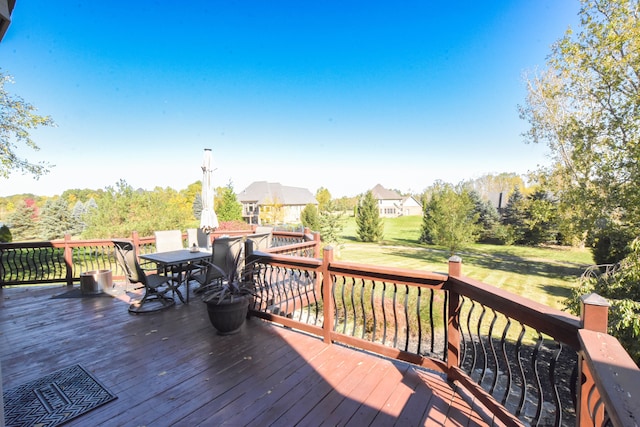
191, 235, 244, 292
112, 239, 177, 314
154, 229, 184, 252
187, 228, 211, 251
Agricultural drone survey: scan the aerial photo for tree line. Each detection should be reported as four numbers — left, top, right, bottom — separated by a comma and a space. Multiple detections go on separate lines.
0, 180, 247, 241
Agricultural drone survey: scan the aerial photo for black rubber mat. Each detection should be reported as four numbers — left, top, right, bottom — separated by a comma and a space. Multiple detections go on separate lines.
3, 364, 117, 427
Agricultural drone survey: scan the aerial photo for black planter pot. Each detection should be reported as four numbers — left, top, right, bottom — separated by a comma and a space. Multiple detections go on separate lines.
205, 296, 250, 335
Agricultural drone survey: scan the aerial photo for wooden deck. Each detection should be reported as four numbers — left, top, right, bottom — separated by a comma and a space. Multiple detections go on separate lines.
0, 284, 498, 426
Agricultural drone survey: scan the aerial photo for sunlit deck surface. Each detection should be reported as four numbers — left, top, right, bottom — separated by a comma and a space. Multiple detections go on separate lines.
1, 284, 497, 426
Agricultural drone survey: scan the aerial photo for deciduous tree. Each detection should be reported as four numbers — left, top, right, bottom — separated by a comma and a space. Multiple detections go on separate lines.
301, 203, 320, 231
0, 70, 56, 179
315, 187, 332, 212
520, 0, 640, 257
420, 184, 479, 255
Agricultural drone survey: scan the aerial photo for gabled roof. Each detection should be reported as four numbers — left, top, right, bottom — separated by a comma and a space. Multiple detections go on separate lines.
370, 184, 402, 200
237, 181, 317, 206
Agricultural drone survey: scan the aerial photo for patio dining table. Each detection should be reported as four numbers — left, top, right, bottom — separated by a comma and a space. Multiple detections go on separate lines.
140, 249, 211, 303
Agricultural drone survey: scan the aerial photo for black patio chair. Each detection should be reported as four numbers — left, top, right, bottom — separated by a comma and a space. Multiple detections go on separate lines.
245, 232, 272, 252
191, 235, 244, 292
112, 239, 177, 314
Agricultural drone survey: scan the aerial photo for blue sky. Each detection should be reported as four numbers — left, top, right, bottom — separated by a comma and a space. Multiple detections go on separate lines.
1, 1, 579, 198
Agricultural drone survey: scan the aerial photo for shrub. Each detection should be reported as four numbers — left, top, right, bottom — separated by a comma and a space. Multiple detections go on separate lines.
0, 224, 11, 242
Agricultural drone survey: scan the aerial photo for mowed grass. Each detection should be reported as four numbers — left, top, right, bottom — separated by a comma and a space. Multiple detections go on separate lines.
333, 215, 593, 311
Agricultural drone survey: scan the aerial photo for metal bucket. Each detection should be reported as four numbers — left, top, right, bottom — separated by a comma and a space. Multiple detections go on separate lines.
80, 269, 112, 295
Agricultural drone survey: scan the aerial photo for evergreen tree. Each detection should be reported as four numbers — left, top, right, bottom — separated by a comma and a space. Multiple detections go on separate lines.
193, 193, 203, 221
71, 200, 87, 235
523, 189, 558, 245
216, 185, 243, 222
39, 198, 73, 240
502, 186, 528, 244
319, 210, 344, 246
468, 190, 501, 243
356, 191, 383, 242
301, 203, 321, 231
7, 200, 38, 241
0, 224, 12, 242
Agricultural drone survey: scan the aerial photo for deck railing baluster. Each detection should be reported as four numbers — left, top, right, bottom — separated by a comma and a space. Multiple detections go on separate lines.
531, 333, 544, 426
381, 282, 388, 346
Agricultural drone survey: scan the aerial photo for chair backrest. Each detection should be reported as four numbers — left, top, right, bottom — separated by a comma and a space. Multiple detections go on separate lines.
187, 228, 210, 250
209, 235, 244, 281
154, 230, 183, 252
255, 226, 273, 235
112, 239, 146, 284
245, 232, 272, 252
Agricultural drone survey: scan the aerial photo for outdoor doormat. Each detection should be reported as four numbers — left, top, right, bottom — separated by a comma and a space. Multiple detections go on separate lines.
3, 364, 117, 427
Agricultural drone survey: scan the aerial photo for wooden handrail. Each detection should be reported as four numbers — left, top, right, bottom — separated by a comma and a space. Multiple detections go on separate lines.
3, 236, 638, 426
0, 229, 312, 287
246, 248, 639, 426
578, 329, 640, 427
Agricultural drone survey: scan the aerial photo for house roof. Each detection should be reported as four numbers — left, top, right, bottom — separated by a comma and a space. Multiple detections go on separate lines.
370, 184, 402, 200
237, 181, 317, 206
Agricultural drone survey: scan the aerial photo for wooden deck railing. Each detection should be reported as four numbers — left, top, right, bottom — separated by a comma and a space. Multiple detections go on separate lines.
2, 234, 638, 426
246, 247, 640, 427
0, 228, 319, 287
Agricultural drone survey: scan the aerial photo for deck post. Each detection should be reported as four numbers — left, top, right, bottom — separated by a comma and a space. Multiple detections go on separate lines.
322, 247, 334, 344
64, 234, 73, 286
447, 256, 462, 375
312, 232, 321, 258
131, 231, 140, 253
577, 293, 610, 427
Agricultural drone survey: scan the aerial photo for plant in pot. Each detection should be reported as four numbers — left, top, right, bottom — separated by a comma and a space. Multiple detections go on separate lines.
199, 249, 256, 335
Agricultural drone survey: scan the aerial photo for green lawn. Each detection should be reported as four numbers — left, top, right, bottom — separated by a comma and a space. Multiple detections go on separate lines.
333, 215, 593, 310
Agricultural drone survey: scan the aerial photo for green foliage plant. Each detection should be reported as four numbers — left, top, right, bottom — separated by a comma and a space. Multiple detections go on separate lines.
0, 224, 11, 242
565, 237, 640, 364
587, 220, 635, 265
301, 203, 321, 231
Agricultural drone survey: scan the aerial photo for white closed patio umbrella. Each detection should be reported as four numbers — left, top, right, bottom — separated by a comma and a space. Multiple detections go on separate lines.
200, 148, 219, 234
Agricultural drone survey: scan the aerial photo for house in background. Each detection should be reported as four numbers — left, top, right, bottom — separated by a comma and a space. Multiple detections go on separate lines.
237, 181, 317, 225
369, 184, 422, 217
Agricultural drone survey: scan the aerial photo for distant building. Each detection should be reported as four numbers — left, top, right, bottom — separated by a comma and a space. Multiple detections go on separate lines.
237, 181, 317, 225
369, 184, 422, 217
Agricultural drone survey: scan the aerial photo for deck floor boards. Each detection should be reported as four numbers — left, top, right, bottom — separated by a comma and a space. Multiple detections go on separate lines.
1, 284, 497, 426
